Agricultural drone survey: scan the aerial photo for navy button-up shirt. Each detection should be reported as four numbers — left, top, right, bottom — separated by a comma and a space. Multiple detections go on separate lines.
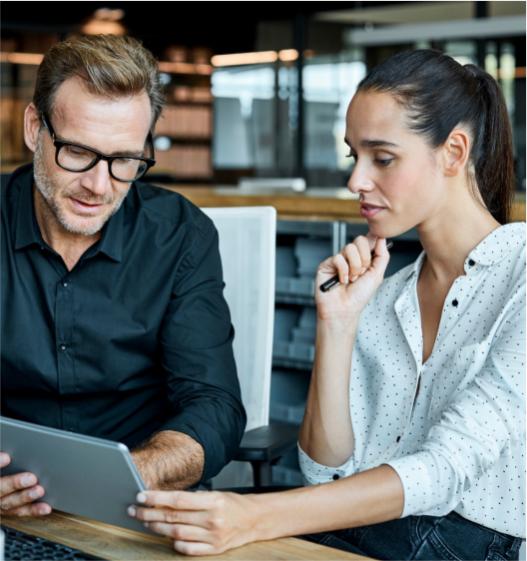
1, 164, 246, 481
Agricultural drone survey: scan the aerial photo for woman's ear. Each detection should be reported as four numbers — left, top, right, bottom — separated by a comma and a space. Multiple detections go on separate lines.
441, 127, 471, 177
24, 103, 41, 153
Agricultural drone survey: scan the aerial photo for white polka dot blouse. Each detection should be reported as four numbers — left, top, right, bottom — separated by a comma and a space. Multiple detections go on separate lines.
299, 222, 525, 538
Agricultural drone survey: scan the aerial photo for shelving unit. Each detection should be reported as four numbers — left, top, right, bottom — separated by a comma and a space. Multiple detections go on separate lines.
0, 56, 38, 166
151, 63, 213, 183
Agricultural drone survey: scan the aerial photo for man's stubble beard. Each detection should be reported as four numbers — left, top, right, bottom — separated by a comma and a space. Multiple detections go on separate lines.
33, 140, 128, 237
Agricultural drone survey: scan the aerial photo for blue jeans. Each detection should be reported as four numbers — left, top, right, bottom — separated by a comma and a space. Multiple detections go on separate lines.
302, 512, 523, 560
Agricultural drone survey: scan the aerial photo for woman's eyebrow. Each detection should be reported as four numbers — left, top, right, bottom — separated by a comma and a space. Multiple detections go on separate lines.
360, 139, 399, 148
344, 138, 399, 150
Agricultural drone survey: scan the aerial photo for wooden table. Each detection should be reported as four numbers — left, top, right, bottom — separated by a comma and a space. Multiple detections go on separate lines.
3, 511, 373, 560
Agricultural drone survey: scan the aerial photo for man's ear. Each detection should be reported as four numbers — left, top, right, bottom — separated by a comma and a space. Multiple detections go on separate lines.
441, 127, 471, 177
24, 103, 42, 153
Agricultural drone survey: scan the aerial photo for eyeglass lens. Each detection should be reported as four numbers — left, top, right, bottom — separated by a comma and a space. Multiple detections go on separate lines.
57, 144, 147, 181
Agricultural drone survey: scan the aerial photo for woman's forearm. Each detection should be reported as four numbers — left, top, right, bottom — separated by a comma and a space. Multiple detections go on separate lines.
131, 464, 404, 555
299, 318, 359, 466
253, 464, 404, 542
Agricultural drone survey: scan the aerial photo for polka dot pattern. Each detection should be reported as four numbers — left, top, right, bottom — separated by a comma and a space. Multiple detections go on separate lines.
299, 222, 525, 538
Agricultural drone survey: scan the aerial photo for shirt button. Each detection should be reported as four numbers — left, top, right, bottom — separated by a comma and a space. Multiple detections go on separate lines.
332, 473, 340, 480
62, 281, 69, 288
468, 259, 475, 267
452, 299, 459, 307
59, 344, 67, 352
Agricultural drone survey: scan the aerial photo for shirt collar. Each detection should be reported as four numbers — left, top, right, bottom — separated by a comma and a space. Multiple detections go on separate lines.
13, 163, 124, 262
405, 250, 426, 281
466, 222, 525, 266
403, 222, 524, 281
92, 202, 124, 262
13, 164, 45, 251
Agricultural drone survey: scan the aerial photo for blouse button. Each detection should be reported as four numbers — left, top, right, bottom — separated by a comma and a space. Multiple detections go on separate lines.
396, 436, 401, 443
332, 473, 340, 480
452, 299, 459, 307
468, 259, 475, 267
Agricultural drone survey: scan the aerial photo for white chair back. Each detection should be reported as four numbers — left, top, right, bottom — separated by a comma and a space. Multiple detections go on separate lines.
202, 207, 276, 432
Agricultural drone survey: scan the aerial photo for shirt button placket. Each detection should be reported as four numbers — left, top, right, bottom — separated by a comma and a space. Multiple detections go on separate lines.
56, 278, 77, 431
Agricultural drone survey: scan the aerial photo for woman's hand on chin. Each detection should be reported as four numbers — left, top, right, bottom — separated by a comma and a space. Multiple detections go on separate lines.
316, 236, 391, 324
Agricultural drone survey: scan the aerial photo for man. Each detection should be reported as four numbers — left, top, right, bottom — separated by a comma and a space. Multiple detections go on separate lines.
0, 34, 246, 516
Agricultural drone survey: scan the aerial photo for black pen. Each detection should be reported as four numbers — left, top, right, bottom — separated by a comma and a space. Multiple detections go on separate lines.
319, 240, 394, 292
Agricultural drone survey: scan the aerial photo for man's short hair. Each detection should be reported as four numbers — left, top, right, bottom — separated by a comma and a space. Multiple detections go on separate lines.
33, 34, 164, 127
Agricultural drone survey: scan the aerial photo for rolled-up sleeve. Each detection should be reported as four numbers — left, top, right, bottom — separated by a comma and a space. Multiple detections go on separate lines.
298, 443, 356, 485
387, 299, 525, 517
158, 215, 246, 481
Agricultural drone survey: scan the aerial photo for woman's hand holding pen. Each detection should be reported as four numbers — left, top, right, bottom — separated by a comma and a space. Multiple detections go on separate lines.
315, 236, 391, 322
300, 235, 391, 465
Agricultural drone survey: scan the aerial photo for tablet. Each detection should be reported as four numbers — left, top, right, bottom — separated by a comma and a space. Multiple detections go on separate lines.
1, 416, 149, 533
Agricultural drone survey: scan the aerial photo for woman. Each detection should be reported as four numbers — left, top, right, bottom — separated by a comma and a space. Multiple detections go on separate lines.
128, 50, 525, 560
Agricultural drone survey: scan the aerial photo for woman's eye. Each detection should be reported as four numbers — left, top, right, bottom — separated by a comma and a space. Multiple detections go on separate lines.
345, 151, 357, 161
375, 157, 394, 167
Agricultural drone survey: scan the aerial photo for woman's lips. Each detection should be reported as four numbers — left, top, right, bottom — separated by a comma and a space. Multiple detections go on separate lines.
360, 203, 386, 219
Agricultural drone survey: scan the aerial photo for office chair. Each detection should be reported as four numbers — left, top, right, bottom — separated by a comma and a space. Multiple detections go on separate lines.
202, 207, 298, 489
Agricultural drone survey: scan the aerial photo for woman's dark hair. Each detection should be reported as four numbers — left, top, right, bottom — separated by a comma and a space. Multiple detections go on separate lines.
357, 49, 514, 224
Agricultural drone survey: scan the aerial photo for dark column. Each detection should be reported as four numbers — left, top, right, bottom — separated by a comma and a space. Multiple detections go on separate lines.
293, 12, 306, 180
474, 1, 488, 68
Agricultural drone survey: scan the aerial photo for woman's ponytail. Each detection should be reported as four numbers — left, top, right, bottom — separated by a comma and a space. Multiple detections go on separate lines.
464, 65, 514, 224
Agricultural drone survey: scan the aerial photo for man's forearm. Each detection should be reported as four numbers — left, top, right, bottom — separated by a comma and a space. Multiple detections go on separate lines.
132, 430, 204, 490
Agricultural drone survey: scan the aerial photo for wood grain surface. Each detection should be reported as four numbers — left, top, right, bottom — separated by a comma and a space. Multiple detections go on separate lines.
3, 511, 373, 560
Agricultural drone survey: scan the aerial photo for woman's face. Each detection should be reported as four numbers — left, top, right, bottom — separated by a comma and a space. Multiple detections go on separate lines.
345, 90, 446, 238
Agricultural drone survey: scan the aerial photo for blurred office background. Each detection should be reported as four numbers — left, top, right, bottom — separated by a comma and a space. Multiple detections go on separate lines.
1, 1, 525, 190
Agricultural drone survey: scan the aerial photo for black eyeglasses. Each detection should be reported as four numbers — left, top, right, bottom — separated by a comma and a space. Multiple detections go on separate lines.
41, 113, 156, 182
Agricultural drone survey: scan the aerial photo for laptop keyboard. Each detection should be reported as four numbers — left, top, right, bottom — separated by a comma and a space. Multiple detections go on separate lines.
2, 525, 103, 560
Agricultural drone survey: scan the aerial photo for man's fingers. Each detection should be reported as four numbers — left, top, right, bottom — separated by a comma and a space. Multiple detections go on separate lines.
2, 501, 51, 517
0, 485, 45, 512
0, 473, 38, 501
0, 452, 11, 469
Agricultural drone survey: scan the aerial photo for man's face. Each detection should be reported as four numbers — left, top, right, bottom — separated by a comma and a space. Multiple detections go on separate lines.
30, 77, 152, 237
